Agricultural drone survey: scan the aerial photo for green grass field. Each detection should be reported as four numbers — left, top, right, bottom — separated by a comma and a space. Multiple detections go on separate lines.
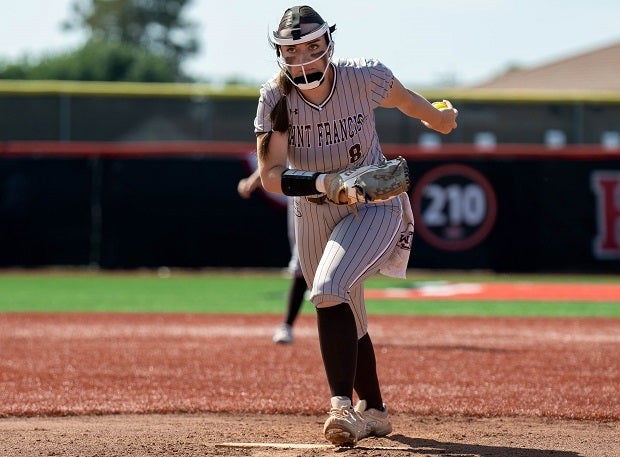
0, 269, 618, 317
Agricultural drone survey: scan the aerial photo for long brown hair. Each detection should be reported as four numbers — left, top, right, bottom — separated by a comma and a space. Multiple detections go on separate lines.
258, 73, 292, 162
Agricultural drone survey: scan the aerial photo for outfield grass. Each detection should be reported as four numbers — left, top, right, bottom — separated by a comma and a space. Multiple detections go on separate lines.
0, 269, 618, 317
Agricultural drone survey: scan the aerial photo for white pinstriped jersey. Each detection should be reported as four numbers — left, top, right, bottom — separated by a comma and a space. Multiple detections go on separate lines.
254, 57, 394, 173
254, 57, 411, 337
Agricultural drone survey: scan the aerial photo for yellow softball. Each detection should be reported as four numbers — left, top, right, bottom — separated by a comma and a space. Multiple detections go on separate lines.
432, 101, 448, 110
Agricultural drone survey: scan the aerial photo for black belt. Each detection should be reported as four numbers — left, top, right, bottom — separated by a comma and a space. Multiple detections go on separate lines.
306, 195, 327, 204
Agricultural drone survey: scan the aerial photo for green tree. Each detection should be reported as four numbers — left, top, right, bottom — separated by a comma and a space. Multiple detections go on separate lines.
63, 0, 199, 70
0, 40, 178, 82
0, 0, 199, 82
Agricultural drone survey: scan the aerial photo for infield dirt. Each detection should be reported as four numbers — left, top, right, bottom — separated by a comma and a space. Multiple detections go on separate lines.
0, 313, 618, 456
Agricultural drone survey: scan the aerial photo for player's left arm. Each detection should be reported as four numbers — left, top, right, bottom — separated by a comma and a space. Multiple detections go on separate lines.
381, 76, 458, 134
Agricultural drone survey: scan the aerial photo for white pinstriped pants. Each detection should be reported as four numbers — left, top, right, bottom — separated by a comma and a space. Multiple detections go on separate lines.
294, 196, 404, 337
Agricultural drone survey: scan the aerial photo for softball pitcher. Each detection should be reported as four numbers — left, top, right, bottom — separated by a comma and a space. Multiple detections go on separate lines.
255, 5, 458, 446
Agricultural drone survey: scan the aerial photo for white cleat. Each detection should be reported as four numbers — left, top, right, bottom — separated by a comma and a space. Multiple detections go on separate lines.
272, 324, 293, 344
323, 396, 366, 446
354, 399, 393, 439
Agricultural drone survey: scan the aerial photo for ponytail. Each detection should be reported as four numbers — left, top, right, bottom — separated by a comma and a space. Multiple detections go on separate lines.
258, 71, 293, 162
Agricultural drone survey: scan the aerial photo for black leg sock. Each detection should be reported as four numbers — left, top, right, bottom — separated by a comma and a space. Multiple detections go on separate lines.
285, 276, 307, 327
354, 333, 383, 410
316, 303, 358, 399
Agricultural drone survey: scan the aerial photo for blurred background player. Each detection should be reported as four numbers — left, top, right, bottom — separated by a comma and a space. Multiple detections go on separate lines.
237, 168, 308, 344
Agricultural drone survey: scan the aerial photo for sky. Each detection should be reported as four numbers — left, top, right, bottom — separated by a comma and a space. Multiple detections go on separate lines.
1, 0, 619, 87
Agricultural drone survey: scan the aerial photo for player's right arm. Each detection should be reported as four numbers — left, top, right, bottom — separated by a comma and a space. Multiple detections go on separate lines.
255, 87, 346, 202
257, 130, 349, 203
257, 130, 289, 195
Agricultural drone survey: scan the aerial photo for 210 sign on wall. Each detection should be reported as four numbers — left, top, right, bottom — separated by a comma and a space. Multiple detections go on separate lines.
412, 164, 497, 251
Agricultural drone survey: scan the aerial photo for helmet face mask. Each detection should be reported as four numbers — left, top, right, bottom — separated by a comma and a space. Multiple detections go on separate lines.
276, 40, 334, 90
271, 20, 335, 90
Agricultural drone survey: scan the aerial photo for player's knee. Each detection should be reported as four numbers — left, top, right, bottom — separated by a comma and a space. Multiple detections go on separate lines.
315, 299, 342, 309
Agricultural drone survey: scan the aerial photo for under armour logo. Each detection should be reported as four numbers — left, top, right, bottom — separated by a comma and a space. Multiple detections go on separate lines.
289, 108, 299, 115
